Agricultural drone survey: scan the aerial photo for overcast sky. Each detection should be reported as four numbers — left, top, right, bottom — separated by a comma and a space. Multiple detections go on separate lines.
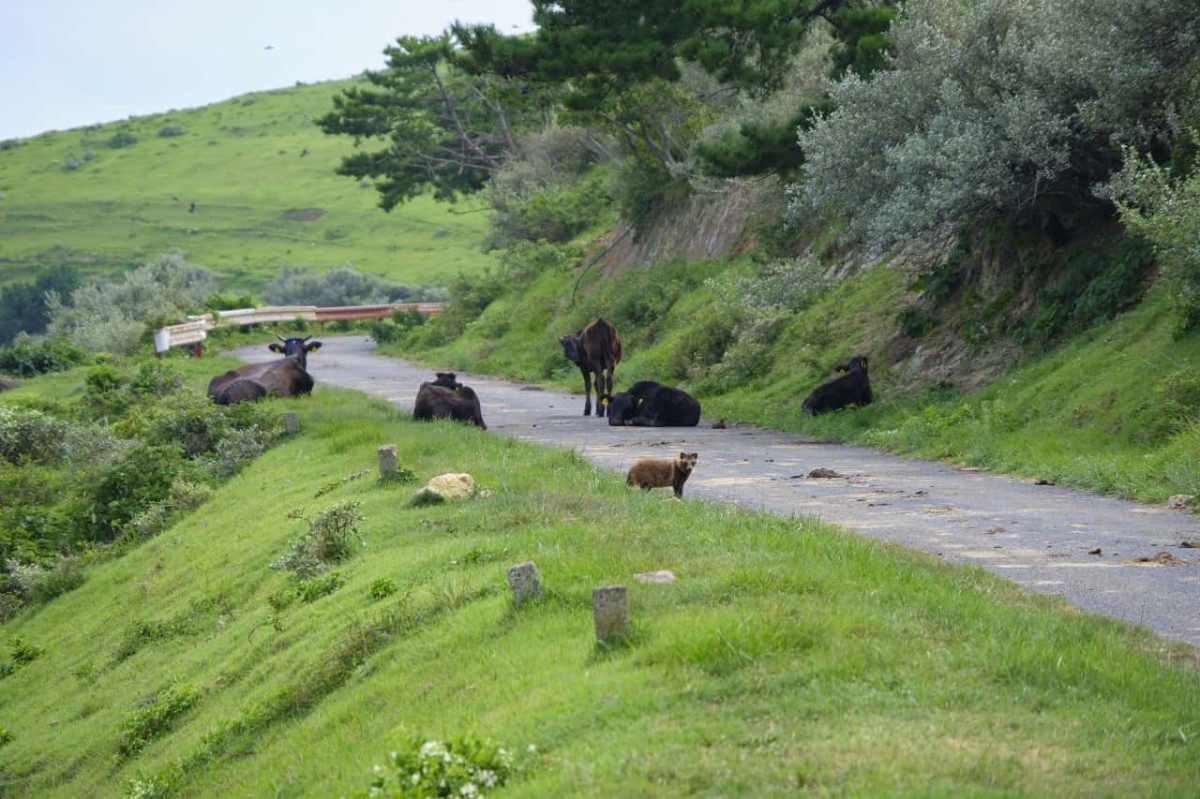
0, 0, 536, 140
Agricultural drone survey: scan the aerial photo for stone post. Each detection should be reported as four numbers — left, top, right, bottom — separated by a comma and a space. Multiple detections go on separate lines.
506, 562, 543, 606
377, 444, 398, 479
282, 411, 299, 434
592, 585, 630, 642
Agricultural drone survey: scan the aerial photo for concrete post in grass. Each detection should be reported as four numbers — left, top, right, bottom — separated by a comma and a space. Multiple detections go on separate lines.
592, 585, 630, 642
377, 444, 398, 479
507, 561, 543, 606
282, 411, 299, 434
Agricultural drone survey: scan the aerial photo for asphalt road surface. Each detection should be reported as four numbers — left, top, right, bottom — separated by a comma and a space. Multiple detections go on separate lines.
234, 336, 1200, 650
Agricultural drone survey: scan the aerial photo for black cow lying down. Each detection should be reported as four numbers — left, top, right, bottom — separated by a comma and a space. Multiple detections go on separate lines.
207, 336, 322, 405
802, 355, 872, 415
413, 374, 486, 430
608, 380, 701, 427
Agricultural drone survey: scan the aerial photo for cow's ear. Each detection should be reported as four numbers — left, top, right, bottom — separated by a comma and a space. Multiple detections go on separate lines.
307, 341, 323, 351
268, 343, 283, 353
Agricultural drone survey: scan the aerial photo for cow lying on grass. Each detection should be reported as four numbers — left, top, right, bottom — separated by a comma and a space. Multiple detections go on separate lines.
413, 374, 486, 430
207, 336, 322, 405
801, 355, 872, 415
608, 380, 701, 427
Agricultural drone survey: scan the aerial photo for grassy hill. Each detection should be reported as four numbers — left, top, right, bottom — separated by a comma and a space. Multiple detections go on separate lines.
0, 363, 1197, 798
0, 81, 496, 292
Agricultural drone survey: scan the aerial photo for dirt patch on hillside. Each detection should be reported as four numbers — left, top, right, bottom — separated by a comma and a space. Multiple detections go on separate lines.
282, 208, 324, 222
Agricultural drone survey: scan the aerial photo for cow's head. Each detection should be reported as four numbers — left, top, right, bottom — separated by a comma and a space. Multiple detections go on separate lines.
268, 335, 323, 368
607, 391, 637, 425
559, 333, 582, 366
432, 372, 462, 389
834, 356, 868, 375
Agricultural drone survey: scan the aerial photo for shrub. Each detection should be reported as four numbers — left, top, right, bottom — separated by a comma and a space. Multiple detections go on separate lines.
359, 733, 517, 798
0, 338, 86, 377
271, 501, 364, 579
796, 0, 1200, 246
9, 636, 45, 665
263, 264, 394, 307
367, 577, 398, 600
71, 444, 195, 543
107, 131, 138, 148
1105, 138, 1200, 333
116, 683, 201, 758
296, 572, 343, 603
0, 407, 68, 465
157, 125, 187, 137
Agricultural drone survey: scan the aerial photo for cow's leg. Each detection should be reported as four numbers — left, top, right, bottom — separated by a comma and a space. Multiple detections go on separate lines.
597, 366, 613, 417
582, 369, 594, 416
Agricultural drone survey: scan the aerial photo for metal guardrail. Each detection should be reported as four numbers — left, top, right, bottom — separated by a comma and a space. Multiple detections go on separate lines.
153, 302, 444, 354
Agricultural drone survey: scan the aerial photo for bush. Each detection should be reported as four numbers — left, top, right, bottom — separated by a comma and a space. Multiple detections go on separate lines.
0, 407, 68, 465
107, 131, 138, 148
1105, 138, 1200, 333
116, 683, 201, 758
796, 0, 1200, 246
71, 444, 195, 543
271, 501, 364, 579
263, 264, 394, 307
0, 339, 86, 377
157, 125, 187, 138
359, 733, 517, 798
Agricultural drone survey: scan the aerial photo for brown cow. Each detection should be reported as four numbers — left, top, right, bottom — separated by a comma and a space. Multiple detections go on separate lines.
559, 317, 622, 418
413, 381, 487, 430
206, 336, 322, 405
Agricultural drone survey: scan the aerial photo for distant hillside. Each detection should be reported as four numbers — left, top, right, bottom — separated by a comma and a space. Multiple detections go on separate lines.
0, 81, 497, 293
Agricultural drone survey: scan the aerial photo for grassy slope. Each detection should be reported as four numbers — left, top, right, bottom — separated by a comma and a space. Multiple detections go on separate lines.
0, 81, 495, 292
0, 362, 1197, 798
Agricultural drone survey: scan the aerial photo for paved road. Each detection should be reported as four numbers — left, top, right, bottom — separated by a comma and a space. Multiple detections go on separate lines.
236, 337, 1200, 650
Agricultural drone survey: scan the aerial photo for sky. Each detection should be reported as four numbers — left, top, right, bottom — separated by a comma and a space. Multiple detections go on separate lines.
0, 0, 536, 140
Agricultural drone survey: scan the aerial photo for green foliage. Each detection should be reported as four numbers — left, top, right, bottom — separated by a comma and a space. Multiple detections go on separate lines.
0, 406, 69, 465
107, 131, 139, 149
319, 36, 536, 210
1021, 235, 1155, 342
359, 733, 517, 798
367, 576, 398, 600
116, 683, 201, 758
8, 636, 45, 665
0, 264, 79, 345
72, 444, 196, 543
271, 501, 365, 579
695, 105, 829, 178
46, 251, 218, 356
827, 4, 897, 79
296, 571, 344, 603
263, 264, 394, 307
797, 0, 1200, 246
454, 1, 829, 105
1106, 137, 1200, 333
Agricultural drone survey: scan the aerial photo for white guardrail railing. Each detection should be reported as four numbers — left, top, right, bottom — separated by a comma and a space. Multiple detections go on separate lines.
152, 302, 443, 354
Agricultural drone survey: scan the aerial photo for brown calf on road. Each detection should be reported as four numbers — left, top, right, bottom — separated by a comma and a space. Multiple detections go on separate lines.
559, 317, 622, 418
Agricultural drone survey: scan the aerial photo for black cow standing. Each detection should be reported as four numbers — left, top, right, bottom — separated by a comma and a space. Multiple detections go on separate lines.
559, 317, 622, 417
608, 380, 701, 427
801, 355, 873, 415
206, 336, 322, 405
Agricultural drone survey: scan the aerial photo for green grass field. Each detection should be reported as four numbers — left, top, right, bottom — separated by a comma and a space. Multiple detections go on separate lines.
1, 360, 1197, 798
0, 81, 496, 292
